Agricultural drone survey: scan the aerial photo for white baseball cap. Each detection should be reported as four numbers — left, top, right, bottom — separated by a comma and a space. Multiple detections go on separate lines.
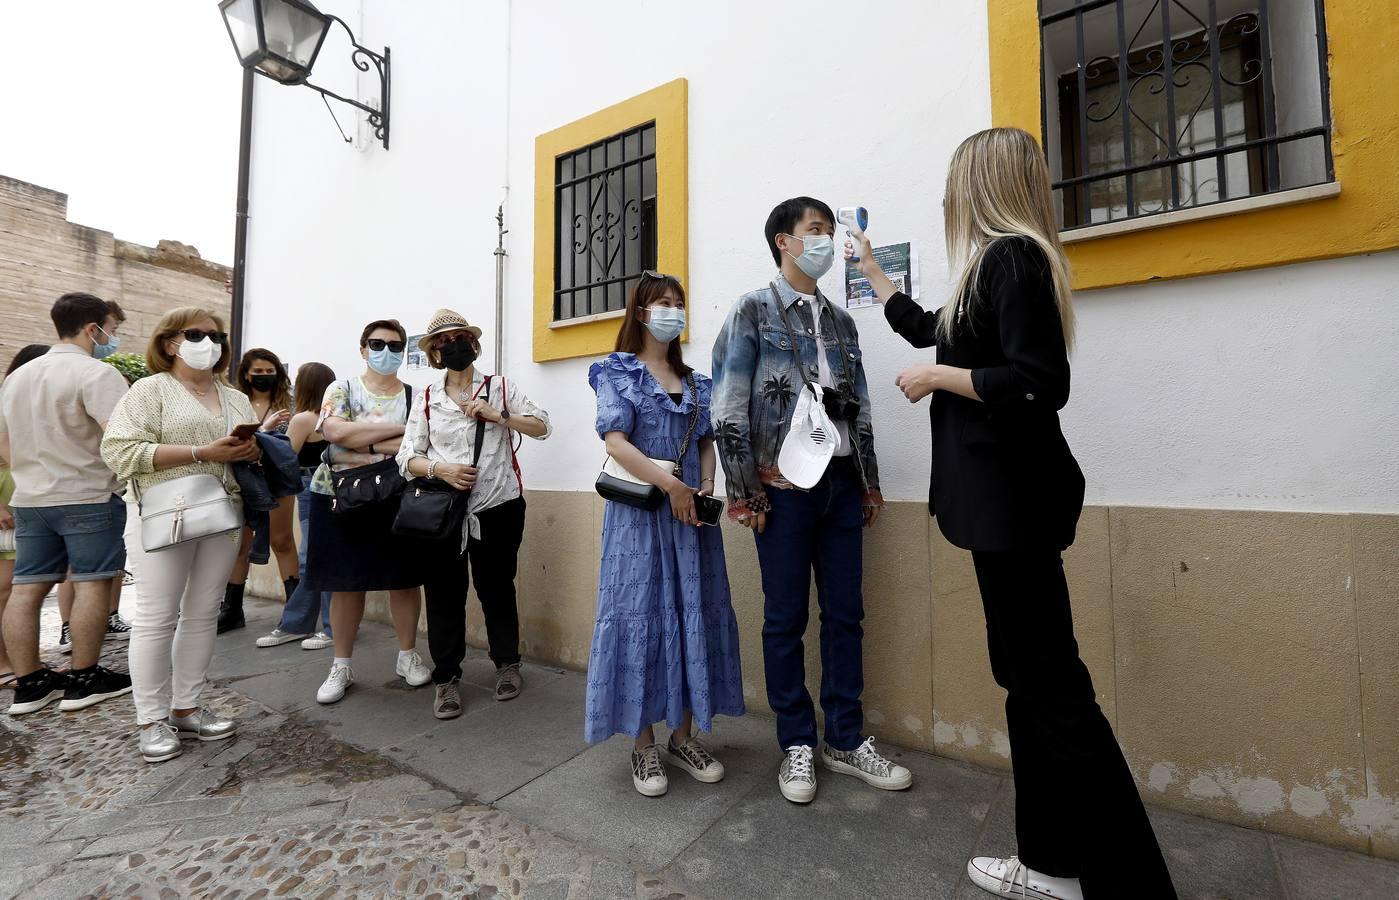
778, 383, 842, 489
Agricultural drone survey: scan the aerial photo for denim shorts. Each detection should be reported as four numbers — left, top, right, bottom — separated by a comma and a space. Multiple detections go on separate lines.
13, 494, 128, 584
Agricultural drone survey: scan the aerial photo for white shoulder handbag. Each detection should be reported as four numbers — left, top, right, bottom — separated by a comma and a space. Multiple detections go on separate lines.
135, 384, 243, 552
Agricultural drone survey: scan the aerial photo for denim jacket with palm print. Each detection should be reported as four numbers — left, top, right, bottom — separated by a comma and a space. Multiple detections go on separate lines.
711, 275, 882, 520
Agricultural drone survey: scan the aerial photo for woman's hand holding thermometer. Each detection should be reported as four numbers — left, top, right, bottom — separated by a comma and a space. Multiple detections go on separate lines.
842, 215, 901, 304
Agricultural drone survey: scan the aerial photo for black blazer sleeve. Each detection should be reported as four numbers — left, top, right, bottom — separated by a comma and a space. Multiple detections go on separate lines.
969, 239, 1071, 413
883, 291, 940, 349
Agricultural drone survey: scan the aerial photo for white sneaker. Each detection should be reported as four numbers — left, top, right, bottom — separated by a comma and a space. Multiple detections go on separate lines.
966, 856, 1083, 900
395, 650, 432, 687
631, 744, 668, 797
822, 736, 913, 790
255, 628, 308, 648
316, 662, 354, 704
301, 632, 333, 650
779, 745, 817, 804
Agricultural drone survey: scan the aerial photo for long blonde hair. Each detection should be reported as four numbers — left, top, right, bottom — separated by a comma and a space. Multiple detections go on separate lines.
940, 127, 1076, 351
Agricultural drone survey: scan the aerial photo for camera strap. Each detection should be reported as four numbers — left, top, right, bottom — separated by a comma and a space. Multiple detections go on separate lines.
769, 281, 858, 401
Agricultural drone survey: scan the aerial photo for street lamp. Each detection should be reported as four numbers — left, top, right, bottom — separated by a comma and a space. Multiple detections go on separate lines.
218, 0, 390, 149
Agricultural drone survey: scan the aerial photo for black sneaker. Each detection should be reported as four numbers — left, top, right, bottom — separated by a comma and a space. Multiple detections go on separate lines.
104, 612, 133, 642
7, 669, 68, 716
59, 666, 133, 711
57, 621, 73, 654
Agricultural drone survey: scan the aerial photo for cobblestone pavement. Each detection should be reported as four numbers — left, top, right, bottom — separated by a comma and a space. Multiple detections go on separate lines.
0, 606, 694, 900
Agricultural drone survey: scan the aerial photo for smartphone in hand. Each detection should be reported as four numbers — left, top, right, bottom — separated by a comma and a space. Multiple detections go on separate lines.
696, 493, 724, 527
229, 422, 260, 441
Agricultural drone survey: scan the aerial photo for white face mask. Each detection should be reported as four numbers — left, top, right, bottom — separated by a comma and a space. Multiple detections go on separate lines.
176, 336, 221, 371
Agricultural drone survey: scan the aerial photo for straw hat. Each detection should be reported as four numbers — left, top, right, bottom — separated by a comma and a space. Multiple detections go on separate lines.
417, 308, 483, 351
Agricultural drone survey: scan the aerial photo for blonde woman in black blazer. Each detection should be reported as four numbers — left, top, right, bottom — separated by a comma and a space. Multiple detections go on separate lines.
847, 128, 1176, 900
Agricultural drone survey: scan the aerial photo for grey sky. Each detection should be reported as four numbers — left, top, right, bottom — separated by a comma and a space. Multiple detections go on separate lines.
1, 1, 243, 265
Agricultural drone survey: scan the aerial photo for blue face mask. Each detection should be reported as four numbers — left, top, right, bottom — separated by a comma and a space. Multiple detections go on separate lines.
91, 324, 120, 360
784, 234, 836, 280
367, 347, 403, 374
645, 306, 686, 343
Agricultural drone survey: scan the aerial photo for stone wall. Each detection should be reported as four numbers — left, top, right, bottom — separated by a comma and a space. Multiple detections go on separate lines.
0, 175, 231, 370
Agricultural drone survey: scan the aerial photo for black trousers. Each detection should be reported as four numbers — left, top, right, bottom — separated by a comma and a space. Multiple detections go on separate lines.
423, 497, 526, 684
971, 549, 1177, 899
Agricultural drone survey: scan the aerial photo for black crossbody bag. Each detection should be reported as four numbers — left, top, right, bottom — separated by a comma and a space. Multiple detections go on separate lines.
392, 378, 492, 541
329, 381, 413, 514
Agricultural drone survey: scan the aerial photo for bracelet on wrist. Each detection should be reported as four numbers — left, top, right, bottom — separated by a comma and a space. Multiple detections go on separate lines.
190, 445, 200, 463
427, 460, 438, 479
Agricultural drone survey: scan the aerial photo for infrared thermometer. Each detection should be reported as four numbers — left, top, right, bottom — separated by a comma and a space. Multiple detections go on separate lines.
837, 206, 869, 262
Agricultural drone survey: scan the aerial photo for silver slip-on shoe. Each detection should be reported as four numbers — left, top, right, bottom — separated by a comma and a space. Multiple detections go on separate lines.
140, 722, 183, 763
169, 709, 238, 742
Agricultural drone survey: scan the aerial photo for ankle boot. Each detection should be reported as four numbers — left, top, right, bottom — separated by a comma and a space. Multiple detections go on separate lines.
283, 576, 300, 602
217, 583, 246, 634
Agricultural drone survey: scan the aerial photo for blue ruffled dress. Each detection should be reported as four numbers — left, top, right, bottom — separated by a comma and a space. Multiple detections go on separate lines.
584, 352, 746, 742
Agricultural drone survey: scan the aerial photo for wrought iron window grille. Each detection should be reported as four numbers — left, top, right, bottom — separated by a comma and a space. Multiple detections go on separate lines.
1042, 0, 1333, 230
553, 123, 658, 322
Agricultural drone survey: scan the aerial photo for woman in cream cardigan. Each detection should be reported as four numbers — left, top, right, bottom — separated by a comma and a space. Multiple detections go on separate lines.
101, 307, 260, 764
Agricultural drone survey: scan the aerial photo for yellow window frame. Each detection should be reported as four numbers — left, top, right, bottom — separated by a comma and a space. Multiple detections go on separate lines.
987, 0, 1399, 290
533, 78, 688, 362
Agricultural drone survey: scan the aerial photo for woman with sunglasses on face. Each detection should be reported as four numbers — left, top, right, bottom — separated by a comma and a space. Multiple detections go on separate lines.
586, 272, 745, 798
397, 310, 552, 719
303, 320, 431, 705
101, 309, 260, 763
220, 348, 299, 635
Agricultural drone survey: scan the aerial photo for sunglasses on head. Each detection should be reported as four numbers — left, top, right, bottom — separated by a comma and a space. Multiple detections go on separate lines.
177, 329, 228, 345
640, 270, 676, 282
366, 338, 407, 353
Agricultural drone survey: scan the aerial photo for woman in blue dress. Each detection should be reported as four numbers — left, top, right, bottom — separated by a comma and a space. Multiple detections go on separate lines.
587, 271, 745, 797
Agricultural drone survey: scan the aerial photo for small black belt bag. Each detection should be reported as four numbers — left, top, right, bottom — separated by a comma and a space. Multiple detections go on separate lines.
393, 380, 490, 541
594, 373, 700, 510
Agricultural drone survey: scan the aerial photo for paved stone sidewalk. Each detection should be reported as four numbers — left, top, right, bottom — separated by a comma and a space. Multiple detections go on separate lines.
4, 597, 1399, 899
0, 604, 690, 899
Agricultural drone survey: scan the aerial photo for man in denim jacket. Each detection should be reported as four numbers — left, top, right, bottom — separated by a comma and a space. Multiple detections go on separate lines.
712, 197, 911, 804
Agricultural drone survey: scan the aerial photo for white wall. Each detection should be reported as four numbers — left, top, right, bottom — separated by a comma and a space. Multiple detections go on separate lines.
242, 0, 1399, 515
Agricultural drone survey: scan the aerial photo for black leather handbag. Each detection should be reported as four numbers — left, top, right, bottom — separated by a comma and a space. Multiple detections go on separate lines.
330, 382, 413, 514
393, 381, 489, 541
595, 374, 700, 510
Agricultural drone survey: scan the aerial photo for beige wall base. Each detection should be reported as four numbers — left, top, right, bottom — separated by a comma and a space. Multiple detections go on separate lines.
250, 493, 1399, 860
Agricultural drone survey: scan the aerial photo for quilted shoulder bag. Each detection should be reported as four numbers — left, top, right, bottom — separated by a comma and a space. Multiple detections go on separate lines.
595, 374, 699, 510
330, 381, 412, 514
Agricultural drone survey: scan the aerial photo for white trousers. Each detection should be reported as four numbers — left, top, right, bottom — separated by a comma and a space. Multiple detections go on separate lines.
127, 532, 240, 724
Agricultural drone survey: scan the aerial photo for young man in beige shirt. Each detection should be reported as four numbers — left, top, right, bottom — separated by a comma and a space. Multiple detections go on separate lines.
0, 292, 132, 715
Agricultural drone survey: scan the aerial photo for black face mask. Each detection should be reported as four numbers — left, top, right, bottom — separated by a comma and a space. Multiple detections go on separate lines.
249, 374, 278, 393
439, 341, 479, 372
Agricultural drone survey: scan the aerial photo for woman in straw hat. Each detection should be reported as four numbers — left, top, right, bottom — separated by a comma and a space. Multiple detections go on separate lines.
398, 309, 551, 719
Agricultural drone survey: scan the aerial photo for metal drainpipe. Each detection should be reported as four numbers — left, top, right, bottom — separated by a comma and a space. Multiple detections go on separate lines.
227, 68, 254, 381
493, 204, 507, 372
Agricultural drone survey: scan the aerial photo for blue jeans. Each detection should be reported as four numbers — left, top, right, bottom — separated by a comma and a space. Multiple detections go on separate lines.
276, 474, 331, 635
753, 458, 865, 752
13, 495, 127, 584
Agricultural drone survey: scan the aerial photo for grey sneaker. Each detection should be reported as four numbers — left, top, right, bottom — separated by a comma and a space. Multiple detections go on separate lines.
822, 737, 913, 790
434, 679, 463, 720
140, 722, 183, 764
170, 709, 238, 742
631, 744, 668, 797
301, 632, 333, 650
256, 628, 308, 648
665, 735, 725, 783
494, 663, 522, 702
779, 745, 817, 804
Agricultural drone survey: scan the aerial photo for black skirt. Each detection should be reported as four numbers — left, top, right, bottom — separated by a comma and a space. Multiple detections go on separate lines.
303, 490, 423, 592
